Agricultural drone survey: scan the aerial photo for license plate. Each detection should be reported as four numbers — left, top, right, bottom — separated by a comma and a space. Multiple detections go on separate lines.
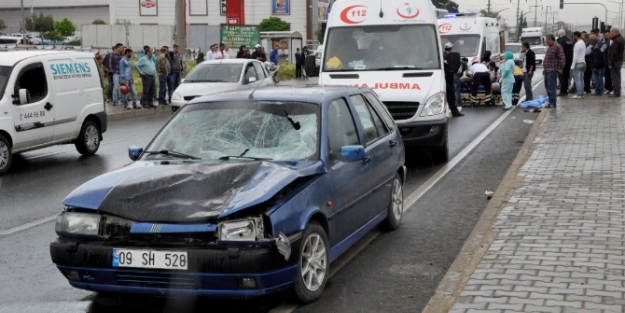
112, 249, 188, 270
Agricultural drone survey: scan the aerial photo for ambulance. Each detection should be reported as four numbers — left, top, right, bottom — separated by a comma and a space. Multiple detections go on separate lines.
320, 0, 450, 162
437, 13, 505, 64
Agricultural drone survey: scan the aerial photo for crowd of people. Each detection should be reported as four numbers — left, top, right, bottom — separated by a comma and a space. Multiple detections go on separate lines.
98, 43, 185, 110
443, 27, 625, 112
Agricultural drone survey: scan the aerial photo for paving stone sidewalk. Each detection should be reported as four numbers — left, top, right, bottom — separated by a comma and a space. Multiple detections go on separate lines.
450, 87, 625, 312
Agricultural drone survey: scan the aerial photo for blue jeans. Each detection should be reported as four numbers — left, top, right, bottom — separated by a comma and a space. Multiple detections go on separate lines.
545, 71, 558, 106
572, 63, 586, 96
593, 68, 605, 95
453, 75, 461, 105
172, 71, 181, 91
121, 78, 137, 108
112, 73, 120, 103
523, 72, 533, 100
159, 75, 168, 104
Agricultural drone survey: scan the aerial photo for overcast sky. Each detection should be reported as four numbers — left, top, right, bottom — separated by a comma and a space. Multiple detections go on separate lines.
455, 0, 623, 29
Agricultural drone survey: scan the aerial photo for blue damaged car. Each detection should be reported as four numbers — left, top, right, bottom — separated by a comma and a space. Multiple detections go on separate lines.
50, 86, 406, 303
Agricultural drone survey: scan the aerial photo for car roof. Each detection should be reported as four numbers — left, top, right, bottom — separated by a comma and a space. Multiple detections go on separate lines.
189, 85, 373, 105
0, 51, 95, 67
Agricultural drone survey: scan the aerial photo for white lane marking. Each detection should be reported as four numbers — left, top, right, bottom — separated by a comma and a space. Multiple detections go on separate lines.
0, 214, 57, 237
270, 78, 545, 313
23, 133, 154, 160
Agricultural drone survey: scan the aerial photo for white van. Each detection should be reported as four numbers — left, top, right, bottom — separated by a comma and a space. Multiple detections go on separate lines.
437, 13, 505, 64
320, 0, 450, 162
0, 36, 21, 45
0, 51, 107, 174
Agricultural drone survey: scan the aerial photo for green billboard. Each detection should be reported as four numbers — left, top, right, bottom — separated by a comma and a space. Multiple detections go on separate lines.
220, 24, 261, 48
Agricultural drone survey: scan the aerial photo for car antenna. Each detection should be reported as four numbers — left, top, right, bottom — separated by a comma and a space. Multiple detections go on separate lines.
248, 78, 263, 99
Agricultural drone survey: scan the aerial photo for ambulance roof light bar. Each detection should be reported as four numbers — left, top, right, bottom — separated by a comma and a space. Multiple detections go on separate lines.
444, 12, 478, 18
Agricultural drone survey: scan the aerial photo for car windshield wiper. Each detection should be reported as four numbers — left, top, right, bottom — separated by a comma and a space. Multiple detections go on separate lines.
283, 109, 301, 130
144, 150, 201, 160
218, 148, 272, 161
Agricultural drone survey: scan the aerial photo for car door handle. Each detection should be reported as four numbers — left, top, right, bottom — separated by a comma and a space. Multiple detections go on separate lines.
389, 140, 397, 147
362, 157, 371, 164
44, 102, 53, 111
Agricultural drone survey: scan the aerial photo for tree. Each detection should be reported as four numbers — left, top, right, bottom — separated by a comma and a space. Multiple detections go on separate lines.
479, 9, 506, 20
92, 19, 106, 25
0, 19, 6, 32
259, 17, 290, 32
54, 18, 76, 38
432, 0, 459, 12
43, 31, 64, 43
25, 13, 54, 43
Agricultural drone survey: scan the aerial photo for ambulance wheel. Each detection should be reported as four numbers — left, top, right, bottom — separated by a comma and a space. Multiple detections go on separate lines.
76, 120, 101, 155
0, 134, 12, 175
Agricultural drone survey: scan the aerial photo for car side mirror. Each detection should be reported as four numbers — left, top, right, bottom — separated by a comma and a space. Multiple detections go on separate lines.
128, 146, 144, 161
341, 145, 365, 162
19, 89, 30, 104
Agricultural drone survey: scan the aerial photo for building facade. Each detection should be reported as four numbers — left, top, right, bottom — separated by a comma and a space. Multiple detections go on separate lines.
0, 0, 109, 33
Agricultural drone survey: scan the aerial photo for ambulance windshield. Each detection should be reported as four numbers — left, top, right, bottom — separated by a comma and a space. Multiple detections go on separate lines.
322, 25, 441, 72
440, 35, 481, 57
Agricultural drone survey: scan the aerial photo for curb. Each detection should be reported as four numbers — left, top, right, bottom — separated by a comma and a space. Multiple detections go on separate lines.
421, 107, 549, 313
107, 106, 172, 122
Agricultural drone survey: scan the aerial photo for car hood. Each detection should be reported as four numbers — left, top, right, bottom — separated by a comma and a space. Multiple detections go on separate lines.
176, 82, 240, 97
62, 160, 326, 223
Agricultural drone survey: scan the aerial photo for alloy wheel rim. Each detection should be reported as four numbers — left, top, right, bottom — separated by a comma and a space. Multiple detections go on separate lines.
392, 179, 403, 219
300, 233, 327, 292
85, 125, 99, 151
0, 141, 8, 169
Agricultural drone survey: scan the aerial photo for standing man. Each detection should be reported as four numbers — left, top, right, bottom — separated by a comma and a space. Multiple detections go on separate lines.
157, 47, 170, 106
591, 35, 606, 96
543, 34, 565, 108
295, 48, 302, 79
454, 56, 469, 107
135, 48, 157, 108
119, 48, 138, 110
219, 43, 230, 59
169, 44, 184, 100
109, 43, 124, 106
443, 43, 464, 117
270, 44, 279, 65
570, 31, 586, 99
102, 47, 114, 103
608, 27, 625, 97
251, 44, 267, 62
583, 33, 594, 94
140, 45, 157, 101
603, 29, 613, 94
556, 30, 573, 96
521, 42, 536, 101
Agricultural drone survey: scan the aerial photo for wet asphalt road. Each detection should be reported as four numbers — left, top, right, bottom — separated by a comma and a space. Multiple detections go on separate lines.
0, 72, 546, 313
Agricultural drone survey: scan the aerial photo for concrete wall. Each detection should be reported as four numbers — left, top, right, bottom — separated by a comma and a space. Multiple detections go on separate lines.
81, 24, 174, 49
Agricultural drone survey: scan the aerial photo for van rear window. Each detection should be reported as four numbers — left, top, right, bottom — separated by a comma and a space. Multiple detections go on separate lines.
0, 66, 11, 102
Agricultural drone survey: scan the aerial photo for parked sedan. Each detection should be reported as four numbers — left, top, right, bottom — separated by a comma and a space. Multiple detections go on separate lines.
171, 59, 275, 112
50, 86, 406, 303
532, 46, 546, 66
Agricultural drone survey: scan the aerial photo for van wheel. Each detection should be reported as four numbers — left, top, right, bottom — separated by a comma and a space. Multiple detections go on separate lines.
431, 135, 449, 163
288, 222, 329, 304
75, 120, 100, 155
0, 134, 12, 174
380, 173, 403, 231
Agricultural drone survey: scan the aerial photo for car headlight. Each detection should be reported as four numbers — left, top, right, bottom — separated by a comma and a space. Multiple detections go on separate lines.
420, 92, 446, 117
219, 217, 264, 241
55, 211, 100, 237
172, 92, 182, 101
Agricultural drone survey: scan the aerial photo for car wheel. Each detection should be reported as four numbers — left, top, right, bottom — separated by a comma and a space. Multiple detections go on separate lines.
0, 134, 12, 175
380, 173, 403, 231
75, 120, 101, 155
431, 134, 449, 163
289, 221, 329, 304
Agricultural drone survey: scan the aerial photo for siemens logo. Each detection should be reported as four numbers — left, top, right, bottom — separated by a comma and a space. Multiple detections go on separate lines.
50, 63, 91, 76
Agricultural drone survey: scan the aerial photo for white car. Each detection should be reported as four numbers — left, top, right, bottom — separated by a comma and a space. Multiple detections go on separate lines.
505, 43, 522, 61
314, 44, 324, 68
171, 59, 275, 112
531, 46, 546, 66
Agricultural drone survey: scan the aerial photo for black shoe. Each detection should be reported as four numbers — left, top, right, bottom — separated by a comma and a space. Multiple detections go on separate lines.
452, 112, 465, 117
558, 93, 568, 96
503, 107, 511, 111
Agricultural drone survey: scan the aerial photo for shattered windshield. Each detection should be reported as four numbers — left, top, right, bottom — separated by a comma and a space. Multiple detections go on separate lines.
183, 63, 243, 83
145, 101, 320, 161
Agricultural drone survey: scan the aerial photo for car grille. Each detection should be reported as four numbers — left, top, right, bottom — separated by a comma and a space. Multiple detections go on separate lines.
115, 271, 197, 289
184, 96, 199, 101
383, 101, 419, 120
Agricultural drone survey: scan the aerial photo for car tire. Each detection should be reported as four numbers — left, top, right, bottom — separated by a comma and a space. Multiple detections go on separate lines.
75, 120, 101, 155
288, 221, 329, 304
380, 173, 403, 231
431, 134, 449, 163
0, 134, 12, 175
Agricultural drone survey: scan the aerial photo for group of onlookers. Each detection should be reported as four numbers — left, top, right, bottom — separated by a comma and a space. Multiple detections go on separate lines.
98, 43, 185, 110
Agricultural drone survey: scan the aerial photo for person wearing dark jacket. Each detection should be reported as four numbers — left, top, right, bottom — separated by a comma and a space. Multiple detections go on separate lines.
251, 44, 267, 62
583, 34, 594, 94
521, 42, 536, 100
604, 30, 613, 94
591, 36, 606, 95
236, 45, 249, 58
102, 48, 114, 102
556, 30, 574, 96
295, 48, 303, 79
608, 27, 625, 97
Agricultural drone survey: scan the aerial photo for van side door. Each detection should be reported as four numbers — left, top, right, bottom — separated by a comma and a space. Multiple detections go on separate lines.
10, 61, 55, 150
46, 58, 83, 141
